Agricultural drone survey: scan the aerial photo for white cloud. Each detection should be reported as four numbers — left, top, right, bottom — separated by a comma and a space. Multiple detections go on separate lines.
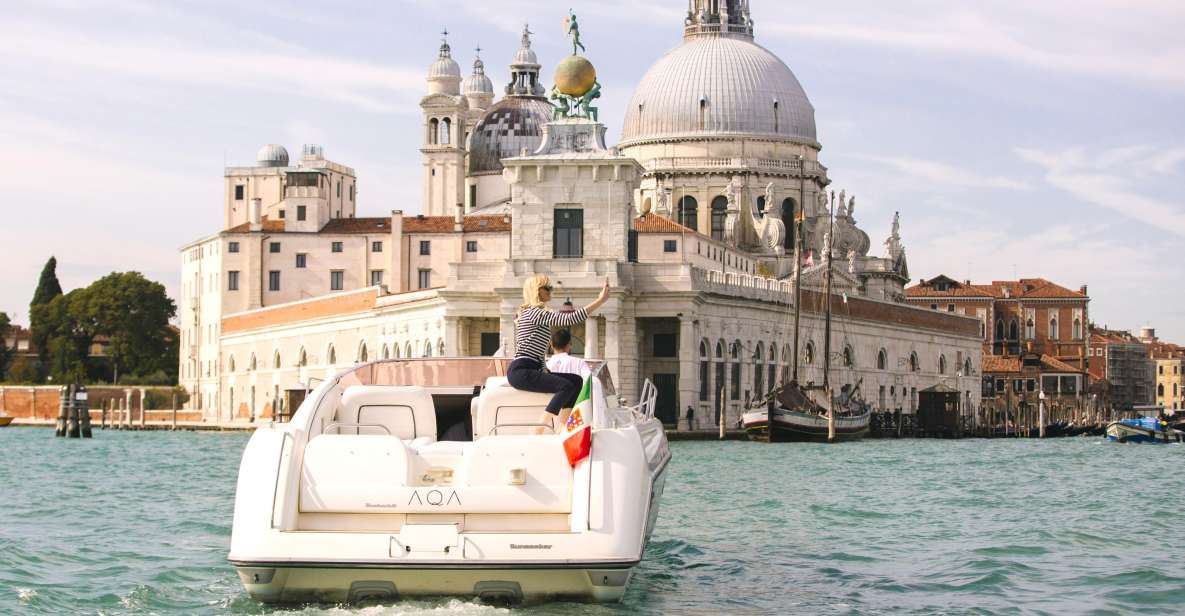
848, 154, 1031, 191
1016, 146, 1185, 237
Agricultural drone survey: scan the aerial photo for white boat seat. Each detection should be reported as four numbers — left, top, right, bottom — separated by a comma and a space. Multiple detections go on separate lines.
336, 385, 436, 441
472, 382, 556, 438
298, 434, 571, 514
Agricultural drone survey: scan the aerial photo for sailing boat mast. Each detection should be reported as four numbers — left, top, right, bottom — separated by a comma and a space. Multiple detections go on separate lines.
822, 191, 837, 442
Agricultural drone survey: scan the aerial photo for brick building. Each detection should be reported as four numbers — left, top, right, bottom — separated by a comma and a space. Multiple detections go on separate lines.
1139, 327, 1185, 412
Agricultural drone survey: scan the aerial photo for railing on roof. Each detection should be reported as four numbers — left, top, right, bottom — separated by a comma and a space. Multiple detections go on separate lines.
644, 157, 827, 176
691, 266, 793, 305
285, 186, 324, 199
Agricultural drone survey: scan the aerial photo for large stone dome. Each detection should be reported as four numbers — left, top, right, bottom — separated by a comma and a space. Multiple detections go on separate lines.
620, 36, 817, 146
467, 97, 554, 174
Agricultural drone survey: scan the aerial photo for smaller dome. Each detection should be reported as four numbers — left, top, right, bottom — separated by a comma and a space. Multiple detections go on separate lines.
462, 56, 494, 95
513, 46, 538, 67
256, 144, 289, 167
428, 43, 461, 80
468, 97, 553, 174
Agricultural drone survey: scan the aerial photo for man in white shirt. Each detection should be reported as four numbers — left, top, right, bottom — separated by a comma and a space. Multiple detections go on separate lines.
546, 329, 590, 378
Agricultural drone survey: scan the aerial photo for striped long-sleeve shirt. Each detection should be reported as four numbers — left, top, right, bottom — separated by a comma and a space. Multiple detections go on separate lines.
513, 307, 589, 362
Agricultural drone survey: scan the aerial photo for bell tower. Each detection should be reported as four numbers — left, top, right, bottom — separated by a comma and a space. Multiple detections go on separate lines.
420, 30, 469, 217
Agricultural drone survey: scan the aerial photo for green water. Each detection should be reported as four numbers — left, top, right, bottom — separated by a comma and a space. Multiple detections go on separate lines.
1, 428, 1181, 615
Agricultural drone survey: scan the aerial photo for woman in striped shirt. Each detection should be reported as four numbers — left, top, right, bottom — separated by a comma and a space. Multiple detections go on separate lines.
509, 274, 610, 433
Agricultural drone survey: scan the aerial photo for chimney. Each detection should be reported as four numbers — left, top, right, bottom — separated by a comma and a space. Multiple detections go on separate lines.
454, 203, 464, 232
1079, 285, 1088, 296
248, 198, 262, 232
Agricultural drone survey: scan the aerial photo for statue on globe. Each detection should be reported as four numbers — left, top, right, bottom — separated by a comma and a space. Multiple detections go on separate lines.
551, 11, 602, 121
564, 10, 586, 55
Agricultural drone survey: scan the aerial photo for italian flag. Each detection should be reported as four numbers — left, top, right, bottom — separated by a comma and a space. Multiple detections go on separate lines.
562, 376, 593, 467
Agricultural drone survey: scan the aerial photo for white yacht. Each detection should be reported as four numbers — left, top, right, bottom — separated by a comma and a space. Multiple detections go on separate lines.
228, 357, 670, 605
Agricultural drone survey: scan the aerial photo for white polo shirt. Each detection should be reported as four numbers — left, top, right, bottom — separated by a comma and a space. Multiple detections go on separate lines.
546, 352, 591, 378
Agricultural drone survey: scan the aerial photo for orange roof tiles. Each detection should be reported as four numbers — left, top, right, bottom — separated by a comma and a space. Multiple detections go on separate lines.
907, 275, 1087, 300
226, 216, 285, 233
634, 214, 697, 234
222, 288, 378, 334
983, 353, 1082, 374
321, 217, 391, 234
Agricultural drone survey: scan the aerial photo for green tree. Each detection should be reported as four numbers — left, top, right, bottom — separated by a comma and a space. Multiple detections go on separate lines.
4, 355, 39, 383
82, 272, 177, 382
29, 256, 64, 377
31, 289, 93, 384
0, 312, 12, 378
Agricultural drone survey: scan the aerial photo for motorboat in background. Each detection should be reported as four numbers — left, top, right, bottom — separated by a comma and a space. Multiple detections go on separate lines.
1105, 417, 1184, 444
228, 358, 670, 605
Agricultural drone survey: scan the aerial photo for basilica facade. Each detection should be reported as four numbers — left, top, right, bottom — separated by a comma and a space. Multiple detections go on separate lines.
179, 0, 982, 429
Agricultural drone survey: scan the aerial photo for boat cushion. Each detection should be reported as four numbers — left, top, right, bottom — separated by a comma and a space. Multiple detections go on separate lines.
472, 383, 556, 438
299, 434, 572, 514
337, 385, 436, 440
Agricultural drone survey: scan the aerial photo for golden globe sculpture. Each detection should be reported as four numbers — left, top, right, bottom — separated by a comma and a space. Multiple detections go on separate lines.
554, 55, 597, 97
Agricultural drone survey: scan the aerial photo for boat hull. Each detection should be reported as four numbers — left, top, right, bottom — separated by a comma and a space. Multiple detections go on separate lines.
232, 562, 636, 604
742, 409, 870, 443
1105, 421, 1181, 444
0, 416, 13, 427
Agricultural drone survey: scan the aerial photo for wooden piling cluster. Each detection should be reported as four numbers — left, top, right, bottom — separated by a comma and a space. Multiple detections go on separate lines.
869, 396, 1120, 439
54, 385, 92, 438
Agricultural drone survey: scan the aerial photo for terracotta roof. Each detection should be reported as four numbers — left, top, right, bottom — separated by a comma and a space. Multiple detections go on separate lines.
401, 214, 512, 234
226, 216, 285, 233
321, 217, 391, 234
983, 353, 1081, 374
634, 214, 696, 234
1150, 341, 1185, 359
908, 276, 1087, 300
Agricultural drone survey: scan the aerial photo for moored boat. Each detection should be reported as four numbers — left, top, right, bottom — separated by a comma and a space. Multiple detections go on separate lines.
0, 416, 13, 427
1105, 417, 1183, 444
228, 357, 670, 605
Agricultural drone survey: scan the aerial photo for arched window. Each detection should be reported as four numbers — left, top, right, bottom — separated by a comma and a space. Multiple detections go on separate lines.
843, 345, 854, 368
381, 344, 390, 360
782, 344, 791, 383
715, 340, 726, 404
877, 348, 888, 370
939, 354, 947, 374
753, 342, 765, 397
437, 339, 445, 356
1049, 317, 1058, 340
424, 341, 433, 358
699, 340, 710, 402
249, 354, 257, 371
909, 352, 919, 372
428, 118, 439, 145
440, 117, 452, 145
228, 356, 236, 373
995, 319, 1005, 340
1026, 318, 1035, 339
358, 342, 368, 363
767, 344, 777, 393
1008, 319, 1019, 340
980, 320, 987, 339
755, 196, 766, 216
804, 341, 815, 365
405, 342, 413, 358
964, 357, 973, 375
780, 198, 797, 250
1072, 318, 1082, 339
273, 350, 281, 369
729, 341, 741, 400
393, 344, 401, 358
1158, 383, 1165, 397
677, 196, 698, 231
327, 345, 336, 365
710, 197, 728, 240
298, 348, 307, 367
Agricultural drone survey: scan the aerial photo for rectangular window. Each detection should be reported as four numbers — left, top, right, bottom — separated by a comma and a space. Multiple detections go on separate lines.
372, 241, 383, 252
269, 241, 281, 253
331, 241, 343, 253
653, 333, 677, 357
553, 208, 583, 258
337, 181, 341, 198
349, 184, 354, 202
278, 209, 286, 219
228, 241, 239, 253
227, 270, 240, 291
663, 239, 677, 253
930, 304, 938, 310
480, 332, 500, 356
370, 270, 384, 286
418, 269, 431, 289
268, 271, 280, 292
234, 185, 244, 200
297, 205, 306, 221
419, 240, 431, 255
330, 270, 344, 291
947, 304, 955, 312
466, 240, 478, 253
295, 253, 306, 268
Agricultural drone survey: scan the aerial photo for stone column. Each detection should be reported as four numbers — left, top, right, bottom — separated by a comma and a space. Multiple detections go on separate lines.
499, 309, 516, 357
585, 316, 600, 360
444, 316, 461, 357
678, 315, 698, 431
604, 315, 621, 396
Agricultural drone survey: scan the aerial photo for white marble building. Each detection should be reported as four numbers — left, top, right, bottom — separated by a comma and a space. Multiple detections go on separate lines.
179, 0, 983, 428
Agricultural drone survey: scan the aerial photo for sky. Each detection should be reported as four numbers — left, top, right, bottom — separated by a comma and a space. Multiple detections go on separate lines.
1, 0, 1183, 340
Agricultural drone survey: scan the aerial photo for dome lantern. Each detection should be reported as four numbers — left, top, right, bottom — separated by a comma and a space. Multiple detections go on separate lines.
427, 28, 462, 95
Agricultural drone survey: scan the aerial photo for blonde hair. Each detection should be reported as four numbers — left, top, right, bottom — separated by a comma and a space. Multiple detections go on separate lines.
519, 274, 551, 312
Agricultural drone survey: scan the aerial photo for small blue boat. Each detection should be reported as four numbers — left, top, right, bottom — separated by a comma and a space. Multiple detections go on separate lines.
1105, 417, 1183, 444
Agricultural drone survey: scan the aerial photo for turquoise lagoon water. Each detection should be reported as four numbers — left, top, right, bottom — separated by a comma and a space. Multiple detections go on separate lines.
1, 428, 1182, 615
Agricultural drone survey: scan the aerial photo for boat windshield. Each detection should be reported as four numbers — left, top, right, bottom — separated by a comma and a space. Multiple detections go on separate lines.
335, 357, 616, 396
